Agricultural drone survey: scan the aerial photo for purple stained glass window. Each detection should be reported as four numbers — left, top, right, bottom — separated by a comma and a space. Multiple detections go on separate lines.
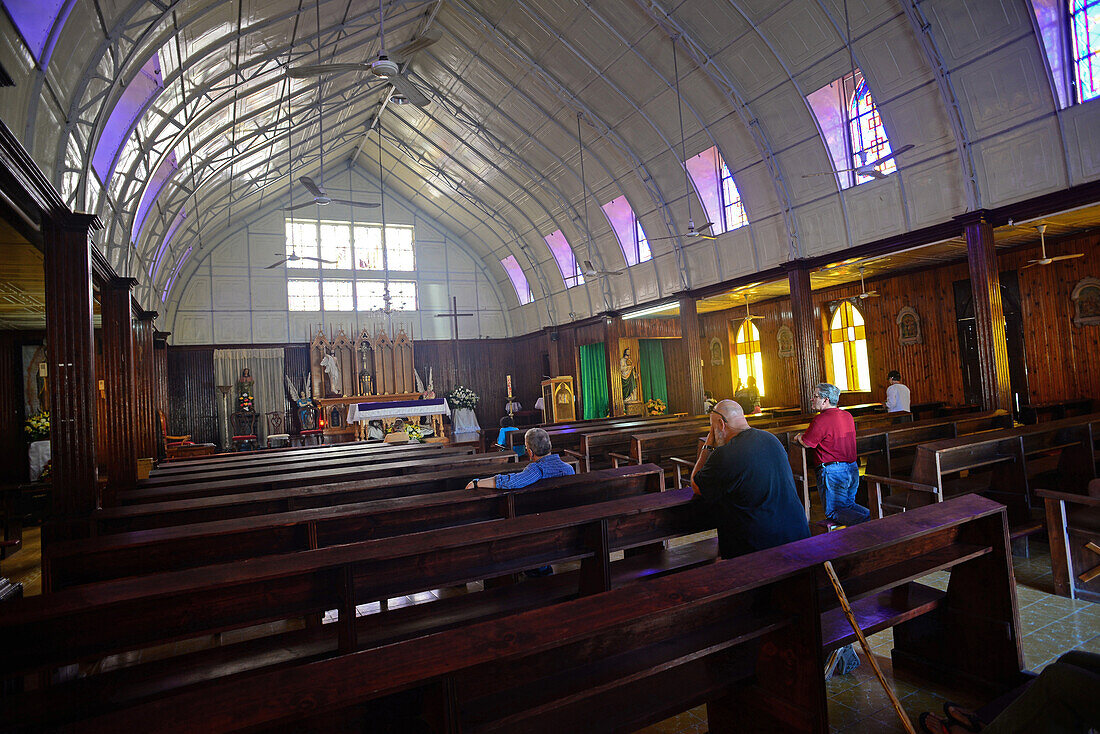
1071, 0, 1100, 102
2, 0, 73, 64
132, 152, 177, 243
162, 247, 193, 302
545, 230, 584, 288
849, 78, 894, 182
92, 52, 164, 183
500, 255, 532, 304
684, 146, 726, 235
151, 207, 186, 280
719, 163, 748, 231
601, 195, 649, 266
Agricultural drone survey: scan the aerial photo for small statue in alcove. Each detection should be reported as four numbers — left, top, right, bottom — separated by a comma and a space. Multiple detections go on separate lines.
236, 367, 255, 412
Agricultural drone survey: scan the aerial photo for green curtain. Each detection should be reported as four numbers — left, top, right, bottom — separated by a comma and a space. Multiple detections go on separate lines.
578, 342, 609, 419
638, 339, 668, 412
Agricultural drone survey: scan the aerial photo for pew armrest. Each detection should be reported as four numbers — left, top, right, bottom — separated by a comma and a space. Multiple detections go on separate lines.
669, 456, 695, 489
608, 452, 636, 468
561, 449, 589, 473
862, 474, 938, 494
1035, 488, 1100, 507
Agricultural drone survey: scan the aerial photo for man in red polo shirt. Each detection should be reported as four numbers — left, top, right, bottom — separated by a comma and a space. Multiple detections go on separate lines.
793, 382, 870, 526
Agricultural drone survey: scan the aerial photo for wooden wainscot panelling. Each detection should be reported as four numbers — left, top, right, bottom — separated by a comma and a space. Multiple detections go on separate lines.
415, 338, 517, 431
699, 299, 800, 409
1001, 230, 1100, 404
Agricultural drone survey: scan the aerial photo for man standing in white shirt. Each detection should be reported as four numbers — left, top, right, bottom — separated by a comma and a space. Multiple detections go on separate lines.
884, 370, 911, 413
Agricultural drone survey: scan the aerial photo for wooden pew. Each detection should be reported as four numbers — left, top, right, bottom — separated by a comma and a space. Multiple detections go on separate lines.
148, 438, 424, 477
865, 413, 1100, 537
503, 412, 693, 452
91, 456, 521, 533
1036, 485, 1100, 601
0, 490, 718, 731
1020, 397, 1095, 425
117, 447, 493, 505
138, 441, 476, 487
55, 494, 1022, 734
45, 465, 665, 589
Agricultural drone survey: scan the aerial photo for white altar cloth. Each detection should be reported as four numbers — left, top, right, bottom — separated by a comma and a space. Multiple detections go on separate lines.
29, 440, 50, 481
346, 397, 450, 423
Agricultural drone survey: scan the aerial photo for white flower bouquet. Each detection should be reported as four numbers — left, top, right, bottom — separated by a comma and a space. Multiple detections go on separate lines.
446, 385, 479, 411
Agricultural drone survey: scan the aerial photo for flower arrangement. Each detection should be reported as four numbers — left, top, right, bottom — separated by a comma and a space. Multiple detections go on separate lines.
446, 385, 479, 411
39, 460, 51, 481
645, 398, 667, 416
405, 423, 425, 443
25, 410, 49, 441
237, 388, 254, 412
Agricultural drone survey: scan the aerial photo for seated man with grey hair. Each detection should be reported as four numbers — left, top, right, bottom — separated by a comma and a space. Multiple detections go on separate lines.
466, 427, 574, 576
465, 427, 574, 490
794, 383, 870, 527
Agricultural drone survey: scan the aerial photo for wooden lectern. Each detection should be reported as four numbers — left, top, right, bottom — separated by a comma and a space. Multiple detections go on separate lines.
540, 377, 576, 423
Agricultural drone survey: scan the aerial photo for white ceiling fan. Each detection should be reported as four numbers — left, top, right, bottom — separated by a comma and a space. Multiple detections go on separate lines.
582, 259, 623, 278
855, 267, 879, 299
1021, 224, 1084, 269
285, 3, 380, 212
648, 36, 715, 243
740, 294, 762, 321
288, 0, 435, 108
266, 245, 335, 270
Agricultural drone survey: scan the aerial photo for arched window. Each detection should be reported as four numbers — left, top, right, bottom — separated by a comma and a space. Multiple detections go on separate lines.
848, 77, 894, 182
1071, 0, 1100, 102
828, 301, 871, 392
734, 320, 765, 395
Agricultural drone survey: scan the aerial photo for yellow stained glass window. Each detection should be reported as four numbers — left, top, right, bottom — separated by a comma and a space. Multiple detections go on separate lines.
734, 320, 765, 396
828, 301, 870, 392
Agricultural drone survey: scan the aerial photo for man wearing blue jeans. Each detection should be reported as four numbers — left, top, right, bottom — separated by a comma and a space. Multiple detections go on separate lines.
794, 383, 870, 527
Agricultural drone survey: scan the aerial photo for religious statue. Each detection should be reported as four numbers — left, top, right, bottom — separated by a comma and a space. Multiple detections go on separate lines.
320, 351, 342, 396
236, 367, 255, 412
620, 348, 639, 403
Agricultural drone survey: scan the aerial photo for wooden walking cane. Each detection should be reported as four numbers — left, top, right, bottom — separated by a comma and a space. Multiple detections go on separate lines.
823, 560, 917, 734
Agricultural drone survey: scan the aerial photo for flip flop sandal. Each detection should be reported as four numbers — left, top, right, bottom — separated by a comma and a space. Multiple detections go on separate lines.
919, 712, 950, 734
943, 702, 982, 732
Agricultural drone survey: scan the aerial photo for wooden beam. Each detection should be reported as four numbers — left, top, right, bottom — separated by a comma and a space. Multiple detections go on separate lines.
101, 278, 139, 501
678, 295, 705, 415
787, 263, 825, 414
958, 212, 1012, 411
44, 213, 99, 525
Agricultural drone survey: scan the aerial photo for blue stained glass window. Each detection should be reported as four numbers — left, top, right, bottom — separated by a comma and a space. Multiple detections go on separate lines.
719, 163, 748, 231
848, 78, 894, 183
1071, 0, 1100, 102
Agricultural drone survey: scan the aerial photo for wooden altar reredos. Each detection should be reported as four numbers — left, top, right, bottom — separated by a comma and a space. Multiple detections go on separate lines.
310, 326, 420, 438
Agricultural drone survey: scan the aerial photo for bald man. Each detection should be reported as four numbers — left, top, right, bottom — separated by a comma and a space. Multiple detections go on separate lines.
690, 399, 810, 559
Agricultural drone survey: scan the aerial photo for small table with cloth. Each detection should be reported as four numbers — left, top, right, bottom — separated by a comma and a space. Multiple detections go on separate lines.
692, 427, 810, 559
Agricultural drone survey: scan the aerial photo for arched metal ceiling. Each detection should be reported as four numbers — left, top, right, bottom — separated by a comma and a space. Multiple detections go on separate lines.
3, 0, 1079, 332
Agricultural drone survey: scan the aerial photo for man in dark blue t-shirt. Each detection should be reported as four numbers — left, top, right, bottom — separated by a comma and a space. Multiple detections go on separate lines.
691, 399, 810, 559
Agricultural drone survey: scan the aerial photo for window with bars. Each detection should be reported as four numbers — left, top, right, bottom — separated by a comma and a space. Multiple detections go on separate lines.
719, 163, 749, 231
1071, 0, 1100, 101
847, 74, 894, 183
354, 280, 417, 311
500, 255, 533, 304
635, 219, 652, 263
828, 301, 871, 392
734, 320, 765, 396
319, 223, 352, 269
352, 224, 415, 271
288, 279, 320, 311
600, 196, 651, 266
285, 220, 320, 269
545, 229, 584, 288
322, 280, 354, 311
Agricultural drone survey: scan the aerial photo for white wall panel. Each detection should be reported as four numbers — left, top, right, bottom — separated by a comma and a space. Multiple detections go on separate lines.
716, 226, 756, 279
173, 313, 214, 345
974, 118, 1066, 206
880, 84, 955, 160
211, 275, 251, 311
1064, 101, 1100, 184
795, 196, 845, 257
213, 312, 252, 344
250, 277, 288, 311
251, 312, 288, 343
715, 33, 786, 103
954, 39, 1052, 138
758, 2, 835, 71
925, 0, 1028, 66
843, 176, 906, 244
752, 84, 818, 151
750, 214, 791, 269
178, 276, 212, 310
902, 155, 967, 228
685, 240, 718, 288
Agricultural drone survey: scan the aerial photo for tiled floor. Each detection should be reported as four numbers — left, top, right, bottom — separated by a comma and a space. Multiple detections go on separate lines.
3, 528, 1097, 732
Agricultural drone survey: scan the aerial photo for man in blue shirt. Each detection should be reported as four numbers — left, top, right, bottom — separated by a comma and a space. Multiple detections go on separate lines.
465, 427, 574, 490
466, 427, 573, 577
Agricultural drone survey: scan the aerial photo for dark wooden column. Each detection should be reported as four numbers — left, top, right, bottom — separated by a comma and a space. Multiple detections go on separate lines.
44, 213, 99, 522
959, 212, 1012, 411
101, 277, 138, 500
678, 295, 706, 415
153, 331, 170, 460
788, 263, 825, 414
134, 310, 158, 459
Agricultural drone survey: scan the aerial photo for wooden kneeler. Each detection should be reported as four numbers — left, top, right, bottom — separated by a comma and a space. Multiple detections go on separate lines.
824, 560, 918, 734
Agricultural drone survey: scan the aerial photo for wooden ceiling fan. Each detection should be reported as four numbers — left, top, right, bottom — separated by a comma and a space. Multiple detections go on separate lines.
1021, 224, 1084, 269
